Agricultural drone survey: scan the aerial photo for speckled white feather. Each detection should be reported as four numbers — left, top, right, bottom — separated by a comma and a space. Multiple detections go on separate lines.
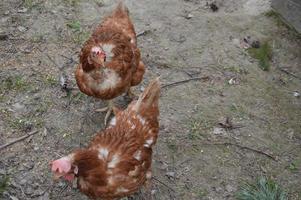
98, 148, 109, 160
133, 150, 142, 161
98, 68, 121, 90
108, 154, 119, 168
102, 44, 115, 62
144, 138, 154, 147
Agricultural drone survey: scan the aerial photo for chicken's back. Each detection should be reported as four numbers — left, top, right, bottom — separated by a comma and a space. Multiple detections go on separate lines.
78, 78, 161, 199
96, 2, 137, 46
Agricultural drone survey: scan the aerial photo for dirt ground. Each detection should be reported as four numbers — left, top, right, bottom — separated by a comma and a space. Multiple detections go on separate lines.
0, 0, 300, 199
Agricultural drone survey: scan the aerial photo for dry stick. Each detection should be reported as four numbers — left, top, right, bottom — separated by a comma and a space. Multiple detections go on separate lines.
278, 67, 301, 80
202, 142, 277, 161
0, 130, 39, 150
162, 76, 209, 89
137, 30, 151, 37
57, 184, 69, 198
152, 177, 175, 193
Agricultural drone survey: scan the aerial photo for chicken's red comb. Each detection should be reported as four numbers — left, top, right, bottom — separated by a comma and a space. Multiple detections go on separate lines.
51, 157, 71, 173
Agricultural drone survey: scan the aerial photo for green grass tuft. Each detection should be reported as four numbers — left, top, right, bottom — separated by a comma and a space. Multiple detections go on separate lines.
264, 10, 279, 18
64, 0, 80, 6
0, 76, 29, 93
236, 177, 288, 200
44, 75, 57, 86
72, 31, 90, 45
0, 176, 9, 195
264, 10, 291, 30
67, 20, 81, 32
23, 0, 33, 8
248, 42, 272, 71
67, 20, 90, 44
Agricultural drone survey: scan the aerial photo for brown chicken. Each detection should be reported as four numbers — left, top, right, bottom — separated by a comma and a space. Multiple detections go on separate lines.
75, 2, 145, 125
51, 78, 160, 199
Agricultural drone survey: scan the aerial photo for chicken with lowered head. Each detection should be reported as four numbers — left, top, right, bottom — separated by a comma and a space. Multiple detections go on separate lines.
51, 78, 160, 199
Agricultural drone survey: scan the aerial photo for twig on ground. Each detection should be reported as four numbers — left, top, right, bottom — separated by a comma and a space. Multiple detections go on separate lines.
0, 130, 39, 150
202, 142, 277, 161
57, 184, 69, 198
278, 68, 301, 80
152, 177, 175, 193
137, 30, 151, 37
162, 76, 210, 89
180, 69, 202, 77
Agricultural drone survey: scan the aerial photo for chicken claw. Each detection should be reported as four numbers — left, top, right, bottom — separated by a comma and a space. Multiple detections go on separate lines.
95, 100, 114, 126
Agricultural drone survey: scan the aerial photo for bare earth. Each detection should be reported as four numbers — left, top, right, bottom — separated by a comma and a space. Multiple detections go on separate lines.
0, 0, 300, 199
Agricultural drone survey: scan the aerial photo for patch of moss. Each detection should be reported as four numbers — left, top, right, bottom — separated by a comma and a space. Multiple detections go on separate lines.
248, 42, 272, 71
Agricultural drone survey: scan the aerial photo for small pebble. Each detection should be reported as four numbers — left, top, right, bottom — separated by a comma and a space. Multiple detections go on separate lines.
166, 171, 175, 178
19, 179, 27, 185
228, 78, 236, 85
9, 196, 19, 200
17, 7, 28, 13
42, 128, 48, 137
38, 192, 50, 200
225, 184, 235, 192
186, 13, 193, 19
293, 91, 300, 98
213, 127, 224, 135
232, 38, 240, 47
17, 26, 27, 32
0, 169, 5, 175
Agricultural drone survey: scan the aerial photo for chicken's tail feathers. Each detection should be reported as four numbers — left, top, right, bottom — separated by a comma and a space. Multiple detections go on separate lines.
112, 1, 129, 17
133, 77, 161, 113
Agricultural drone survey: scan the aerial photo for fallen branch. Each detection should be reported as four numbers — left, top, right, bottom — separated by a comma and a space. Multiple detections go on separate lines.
137, 30, 151, 37
202, 142, 277, 161
278, 67, 301, 80
162, 76, 209, 89
0, 130, 39, 150
152, 176, 175, 193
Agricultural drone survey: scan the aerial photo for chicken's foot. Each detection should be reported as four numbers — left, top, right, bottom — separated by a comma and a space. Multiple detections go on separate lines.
95, 100, 114, 126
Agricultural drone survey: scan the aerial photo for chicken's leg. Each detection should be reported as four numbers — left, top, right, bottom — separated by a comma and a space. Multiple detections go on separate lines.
95, 100, 114, 126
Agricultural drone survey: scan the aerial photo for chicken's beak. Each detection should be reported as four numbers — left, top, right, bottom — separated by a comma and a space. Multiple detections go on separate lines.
53, 172, 64, 181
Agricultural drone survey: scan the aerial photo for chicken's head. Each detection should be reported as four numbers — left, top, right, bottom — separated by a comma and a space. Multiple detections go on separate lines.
88, 46, 106, 67
51, 156, 78, 182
